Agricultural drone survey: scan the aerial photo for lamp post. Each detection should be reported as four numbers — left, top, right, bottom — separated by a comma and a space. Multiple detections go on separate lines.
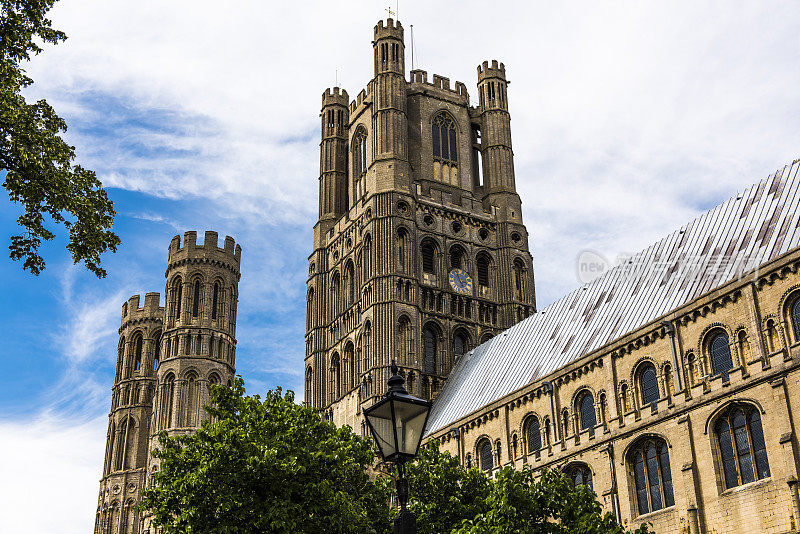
363, 362, 432, 534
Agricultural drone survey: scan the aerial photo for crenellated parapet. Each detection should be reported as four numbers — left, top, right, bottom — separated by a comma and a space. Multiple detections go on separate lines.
477, 59, 507, 82
167, 231, 241, 280
409, 69, 470, 102
322, 86, 349, 108
373, 17, 403, 41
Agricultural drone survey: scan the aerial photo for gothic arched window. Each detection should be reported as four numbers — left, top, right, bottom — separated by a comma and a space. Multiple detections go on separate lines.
453, 329, 468, 360
423, 324, 438, 374
352, 127, 368, 199
152, 332, 161, 371
714, 404, 770, 489
162, 374, 175, 429
476, 252, 491, 288
432, 112, 457, 164
421, 239, 437, 275
578, 391, 596, 435
305, 366, 313, 406
398, 316, 413, 366
397, 228, 411, 273
192, 280, 201, 318
478, 438, 493, 472
525, 416, 541, 454
306, 288, 314, 331
344, 342, 355, 388
513, 258, 526, 301
565, 463, 593, 489
709, 331, 733, 377
330, 352, 341, 401
212, 281, 220, 320
791, 298, 800, 343
449, 245, 465, 270
638, 363, 659, 408
133, 334, 143, 372
629, 437, 674, 515
344, 261, 355, 304
185, 372, 199, 426
172, 277, 183, 322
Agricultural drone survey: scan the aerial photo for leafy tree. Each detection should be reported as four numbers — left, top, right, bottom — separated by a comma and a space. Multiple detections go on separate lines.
406, 443, 649, 534
1, 0, 119, 276
404, 442, 492, 534
141, 377, 393, 534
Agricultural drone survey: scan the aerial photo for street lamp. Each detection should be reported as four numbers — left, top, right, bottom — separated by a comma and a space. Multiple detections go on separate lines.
363, 361, 432, 534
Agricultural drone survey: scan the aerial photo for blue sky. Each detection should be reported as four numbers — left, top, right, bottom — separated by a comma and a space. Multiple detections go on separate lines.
2, 1, 799, 532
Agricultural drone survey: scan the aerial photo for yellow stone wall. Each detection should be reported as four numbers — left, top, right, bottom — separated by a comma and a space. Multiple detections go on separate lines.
427, 248, 800, 534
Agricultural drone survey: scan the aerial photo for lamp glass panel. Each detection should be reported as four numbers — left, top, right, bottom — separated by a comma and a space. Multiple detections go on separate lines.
365, 401, 396, 459
392, 399, 429, 456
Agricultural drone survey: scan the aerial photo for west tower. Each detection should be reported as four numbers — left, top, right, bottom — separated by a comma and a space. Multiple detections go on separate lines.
95, 231, 242, 534
306, 18, 536, 432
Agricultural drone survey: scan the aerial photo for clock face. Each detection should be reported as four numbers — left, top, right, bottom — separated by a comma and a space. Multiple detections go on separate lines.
449, 268, 473, 295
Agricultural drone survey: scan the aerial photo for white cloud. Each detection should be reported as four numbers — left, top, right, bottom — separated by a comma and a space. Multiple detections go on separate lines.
0, 414, 106, 534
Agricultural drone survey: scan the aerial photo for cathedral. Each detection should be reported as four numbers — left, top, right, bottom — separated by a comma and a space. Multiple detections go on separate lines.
304, 18, 535, 431
95, 16, 800, 534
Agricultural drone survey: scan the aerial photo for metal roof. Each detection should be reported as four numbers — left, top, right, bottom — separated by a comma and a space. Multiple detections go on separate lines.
426, 159, 800, 436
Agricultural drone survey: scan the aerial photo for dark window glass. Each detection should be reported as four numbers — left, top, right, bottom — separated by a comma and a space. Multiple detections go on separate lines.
633, 451, 649, 515
134, 336, 142, 371
717, 418, 739, 489
792, 299, 800, 341
175, 281, 182, 319
192, 281, 200, 317
629, 438, 674, 516
750, 410, 770, 479
710, 332, 733, 376
153, 333, 161, 370
423, 327, 437, 374
477, 254, 490, 287
450, 247, 463, 270
640, 364, 659, 407
579, 393, 596, 433
714, 405, 772, 488
479, 440, 493, 472
422, 242, 436, 274
567, 464, 593, 490
453, 333, 466, 358
526, 417, 541, 453
432, 113, 457, 164
732, 409, 755, 484
646, 444, 663, 511
212, 283, 219, 320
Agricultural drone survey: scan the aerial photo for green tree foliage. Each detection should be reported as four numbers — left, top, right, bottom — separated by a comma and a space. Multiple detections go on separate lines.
141, 377, 393, 534
406, 443, 649, 534
1, 0, 119, 277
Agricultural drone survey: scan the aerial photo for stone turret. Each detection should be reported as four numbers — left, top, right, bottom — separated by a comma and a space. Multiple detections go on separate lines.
95, 230, 243, 534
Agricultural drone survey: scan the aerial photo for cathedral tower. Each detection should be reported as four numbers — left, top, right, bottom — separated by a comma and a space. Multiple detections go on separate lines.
305, 18, 536, 432
95, 293, 162, 534
95, 231, 242, 534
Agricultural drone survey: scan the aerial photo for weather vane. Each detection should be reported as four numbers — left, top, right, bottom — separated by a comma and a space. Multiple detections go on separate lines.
386, 1, 398, 18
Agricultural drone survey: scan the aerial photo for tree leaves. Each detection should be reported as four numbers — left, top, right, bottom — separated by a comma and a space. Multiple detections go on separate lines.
141, 377, 393, 534
1, 0, 119, 277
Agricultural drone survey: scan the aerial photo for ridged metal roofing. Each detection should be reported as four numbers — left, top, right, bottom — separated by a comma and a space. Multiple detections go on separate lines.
426, 159, 800, 436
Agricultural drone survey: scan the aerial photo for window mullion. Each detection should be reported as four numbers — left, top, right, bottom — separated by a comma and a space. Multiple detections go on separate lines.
729, 417, 742, 486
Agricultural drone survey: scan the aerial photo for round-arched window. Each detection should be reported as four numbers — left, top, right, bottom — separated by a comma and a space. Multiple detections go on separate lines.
629, 437, 674, 515
478, 439, 493, 472
639, 363, 659, 408
709, 332, 734, 377
565, 463, 593, 489
578, 392, 596, 435
526, 416, 541, 454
